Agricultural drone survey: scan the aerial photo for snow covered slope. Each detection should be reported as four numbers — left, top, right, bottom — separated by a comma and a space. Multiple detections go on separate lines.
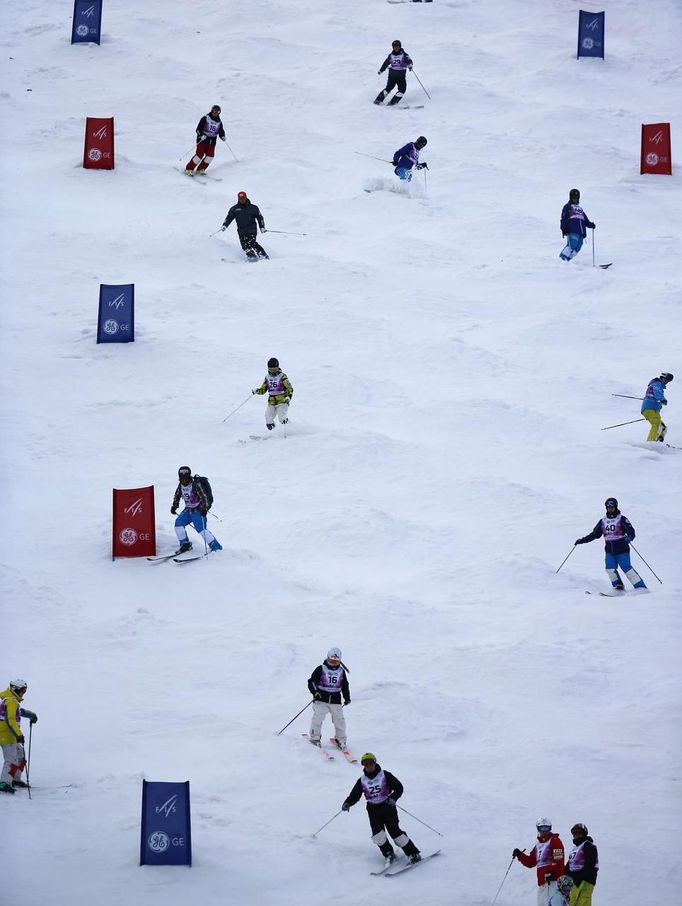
1, 1, 680, 904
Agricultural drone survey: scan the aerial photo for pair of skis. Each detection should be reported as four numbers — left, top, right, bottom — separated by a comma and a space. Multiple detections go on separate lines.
302, 735, 357, 763
371, 850, 441, 877
147, 548, 212, 564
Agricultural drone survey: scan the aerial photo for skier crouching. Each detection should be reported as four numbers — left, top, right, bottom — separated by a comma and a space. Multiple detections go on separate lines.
392, 136, 428, 181
342, 752, 421, 867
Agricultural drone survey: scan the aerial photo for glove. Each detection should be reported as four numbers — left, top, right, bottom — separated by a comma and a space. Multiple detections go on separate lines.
512, 848, 522, 859
562, 230, 567, 237
171, 507, 177, 515
313, 692, 322, 700
416, 162, 428, 170
377, 70, 382, 75
219, 135, 226, 142
344, 700, 350, 706
261, 227, 267, 233
221, 225, 227, 232
342, 802, 350, 812
590, 223, 596, 229
386, 797, 397, 807
661, 399, 668, 405
30, 714, 38, 725
17, 735, 25, 744
574, 538, 585, 545
408, 65, 413, 71
199, 508, 208, 518
623, 534, 632, 544
544, 873, 553, 883
284, 397, 290, 404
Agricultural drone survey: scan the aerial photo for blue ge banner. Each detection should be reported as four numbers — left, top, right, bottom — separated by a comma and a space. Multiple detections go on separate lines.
71, 0, 103, 45
140, 781, 192, 866
577, 11, 605, 59
97, 284, 134, 344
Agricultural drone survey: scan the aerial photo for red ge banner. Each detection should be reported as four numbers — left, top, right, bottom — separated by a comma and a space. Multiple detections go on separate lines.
112, 486, 156, 558
84, 116, 115, 169
640, 123, 672, 175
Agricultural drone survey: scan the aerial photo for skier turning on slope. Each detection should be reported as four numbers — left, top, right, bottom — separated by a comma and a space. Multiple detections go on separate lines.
574, 498, 646, 592
342, 753, 421, 867
222, 191, 268, 260
375, 40, 413, 106
171, 466, 222, 554
392, 136, 428, 181
641, 372, 673, 442
252, 358, 293, 430
307, 647, 350, 749
0, 679, 37, 794
559, 189, 595, 261
185, 104, 226, 176
513, 818, 565, 906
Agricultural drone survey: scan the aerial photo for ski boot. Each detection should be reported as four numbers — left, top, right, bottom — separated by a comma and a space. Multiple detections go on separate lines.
0, 782, 16, 794
266, 423, 275, 431
12, 779, 29, 788
408, 852, 422, 864
209, 539, 223, 552
178, 541, 192, 554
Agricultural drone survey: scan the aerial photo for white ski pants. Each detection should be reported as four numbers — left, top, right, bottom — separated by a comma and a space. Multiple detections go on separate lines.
310, 701, 346, 747
537, 881, 558, 906
266, 402, 289, 426
1, 742, 25, 785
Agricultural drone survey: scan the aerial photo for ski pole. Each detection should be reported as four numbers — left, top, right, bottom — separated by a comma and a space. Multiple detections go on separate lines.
397, 804, 443, 836
491, 852, 523, 906
601, 418, 645, 430
611, 394, 644, 401
592, 229, 595, 267
630, 543, 663, 584
412, 70, 432, 100
555, 544, 576, 573
275, 699, 313, 736
209, 228, 223, 237
312, 810, 342, 838
354, 150, 392, 164
265, 229, 308, 237
423, 166, 428, 197
178, 147, 196, 163
209, 511, 223, 522
202, 514, 209, 558
223, 139, 239, 163
222, 393, 254, 423
26, 722, 33, 800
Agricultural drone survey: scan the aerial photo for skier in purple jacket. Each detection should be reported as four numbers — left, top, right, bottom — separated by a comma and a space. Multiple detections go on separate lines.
560, 189, 595, 261
392, 136, 428, 181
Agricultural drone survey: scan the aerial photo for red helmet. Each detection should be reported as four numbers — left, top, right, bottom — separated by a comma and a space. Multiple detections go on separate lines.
237, 191, 247, 203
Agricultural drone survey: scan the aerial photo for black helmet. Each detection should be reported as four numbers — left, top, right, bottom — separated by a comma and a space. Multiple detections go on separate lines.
605, 497, 618, 510
392, 39, 402, 48
660, 372, 674, 383
569, 188, 580, 200
415, 136, 427, 149
267, 357, 279, 369
178, 465, 192, 479
571, 823, 589, 838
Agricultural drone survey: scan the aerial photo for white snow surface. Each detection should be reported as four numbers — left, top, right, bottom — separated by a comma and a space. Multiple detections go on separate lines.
1, 0, 681, 903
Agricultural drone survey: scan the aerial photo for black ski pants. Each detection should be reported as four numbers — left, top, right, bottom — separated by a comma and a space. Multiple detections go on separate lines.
367, 801, 419, 858
238, 232, 268, 259
383, 69, 407, 98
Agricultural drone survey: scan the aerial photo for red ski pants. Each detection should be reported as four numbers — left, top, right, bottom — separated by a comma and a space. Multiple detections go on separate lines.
186, 141, 215, 172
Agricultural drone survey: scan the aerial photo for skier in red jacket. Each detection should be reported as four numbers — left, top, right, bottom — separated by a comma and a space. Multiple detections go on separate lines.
513, 818, 565, 906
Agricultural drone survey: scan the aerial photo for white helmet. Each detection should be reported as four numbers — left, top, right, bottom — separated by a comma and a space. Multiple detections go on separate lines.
536, 817, 552, 832
327, 647, 342, 661
557, 876, 574, 895
10, 679, 28, 693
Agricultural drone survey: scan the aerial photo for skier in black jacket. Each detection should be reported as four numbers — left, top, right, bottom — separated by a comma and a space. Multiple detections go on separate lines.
221, 191, 268, 260
565, 823, 599, 902
574, 497, 647, 591
185, 104, 226, 176
342, 753, 421, 867
375, 40, 413, 106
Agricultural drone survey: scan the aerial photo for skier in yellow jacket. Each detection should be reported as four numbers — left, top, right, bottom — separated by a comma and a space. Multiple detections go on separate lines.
1, 679, 37, 794
252, 357, 294, 430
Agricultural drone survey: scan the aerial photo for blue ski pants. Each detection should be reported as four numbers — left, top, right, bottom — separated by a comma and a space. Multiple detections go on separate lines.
560, 233, 583, 261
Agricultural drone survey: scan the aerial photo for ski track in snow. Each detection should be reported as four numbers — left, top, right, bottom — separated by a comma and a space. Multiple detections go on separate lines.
1, 1, 681, 904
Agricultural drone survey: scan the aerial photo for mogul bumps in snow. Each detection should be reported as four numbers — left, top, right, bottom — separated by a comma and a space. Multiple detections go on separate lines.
185, 104, 226, 176
170, 466, 222, 554
307, 647, 350, 749
392, 136, 428, 181
513, 818, 565, 906
342, 753, 421, 867
565, 822, 599, 905
0, 679, 37, 794
574, 497, 646, 592
375, 40, 413, 106
559, 189, 595, 261
252, 358, 293, 430
221, 191, 268, 260
641, 372, 674, 442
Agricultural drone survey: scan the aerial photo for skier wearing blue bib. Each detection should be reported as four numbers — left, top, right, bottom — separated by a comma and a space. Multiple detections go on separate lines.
560, 189, 595, 261
575, 498, 646, 591
392, 136, 428, 181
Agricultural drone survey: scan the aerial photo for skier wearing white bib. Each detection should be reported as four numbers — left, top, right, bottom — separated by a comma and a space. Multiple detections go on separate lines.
307, 647, 350, 748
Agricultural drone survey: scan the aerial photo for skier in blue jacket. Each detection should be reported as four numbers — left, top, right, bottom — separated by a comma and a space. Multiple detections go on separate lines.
641, 373, 673, 442
559, 189, 595, 261
575, 498, 647, 592
392, 136, 428, 181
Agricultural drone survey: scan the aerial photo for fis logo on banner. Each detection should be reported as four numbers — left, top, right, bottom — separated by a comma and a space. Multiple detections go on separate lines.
97, 284, 134, 343
640, 123, 672, 175
71, 0, 103, 45
140, 781, 192, 866
577, 10, 605, 59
